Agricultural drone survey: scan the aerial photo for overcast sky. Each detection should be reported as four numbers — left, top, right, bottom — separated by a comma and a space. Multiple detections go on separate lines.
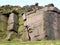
0, 0, 60, 9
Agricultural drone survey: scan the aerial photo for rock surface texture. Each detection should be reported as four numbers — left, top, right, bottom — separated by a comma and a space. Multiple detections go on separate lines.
22, 4, 60, 41
0, 3, 60, 41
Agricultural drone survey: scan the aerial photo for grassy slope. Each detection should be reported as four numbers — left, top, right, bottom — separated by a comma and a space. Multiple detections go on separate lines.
0, 40, 60, 45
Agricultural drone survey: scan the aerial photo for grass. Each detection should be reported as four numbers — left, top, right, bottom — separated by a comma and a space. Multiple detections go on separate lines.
0, 40, 60, 45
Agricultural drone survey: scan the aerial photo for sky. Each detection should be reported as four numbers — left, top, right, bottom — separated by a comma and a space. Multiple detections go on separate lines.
0, 0, 60, 9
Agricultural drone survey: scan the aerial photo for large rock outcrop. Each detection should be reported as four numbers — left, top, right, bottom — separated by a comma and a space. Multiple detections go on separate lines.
22, 3, 60, 41
0, 3, 60, 41
0, 5, 22, 41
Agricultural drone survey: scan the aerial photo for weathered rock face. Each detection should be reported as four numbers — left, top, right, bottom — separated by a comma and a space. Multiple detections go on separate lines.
0, 3, 60, 41
0, 10, 19, 40
26, 11, 44, 41
6, 12, 18, 41
0, 14, 8, 39
43, 6, 60, 40
0, 14, 7, 31
7, 13, 18, 31
22, 4, 60, 41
